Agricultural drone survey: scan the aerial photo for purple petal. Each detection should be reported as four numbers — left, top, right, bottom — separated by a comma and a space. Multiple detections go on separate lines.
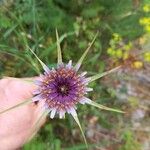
79, 97, 91, 104
82, 78, 91, 84
34, 80, 43, 86
85, 87, 93, 92
43, 65, 50, 73
80, 72, 87, 77
33, 90, 41, 95
50, 108, 57, 118
59, 110, 66, 119
32, 95, 42, 102
67, 107, 77, 116
66, 60, 72, 69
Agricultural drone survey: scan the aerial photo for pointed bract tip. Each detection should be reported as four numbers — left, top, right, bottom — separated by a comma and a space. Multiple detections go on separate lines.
72, 114, 88, 149
56, 29, 63, 65
75, 32, 99, 71
88, 66, 121, 83
88, 100, 125, 113
27, 46, 50, 73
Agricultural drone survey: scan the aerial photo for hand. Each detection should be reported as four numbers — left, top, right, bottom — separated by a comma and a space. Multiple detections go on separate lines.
0, 77, 46, 150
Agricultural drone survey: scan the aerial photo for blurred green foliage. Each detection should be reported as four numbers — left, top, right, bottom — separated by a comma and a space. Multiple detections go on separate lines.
0, 0, 145, 77
0, 0, 148, 149
118, 130, 141, 150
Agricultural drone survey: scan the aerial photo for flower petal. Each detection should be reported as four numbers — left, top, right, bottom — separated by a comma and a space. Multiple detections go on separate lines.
80, 72, 87, 77
66, 60, 72, 69
82, 78, 91, 85
79, 97, 92, 104
59, 110, 65, 119
32, 95, 42, 102
50, 108, 57, 118
85, 87, 93, 92
34, 80, 43, 86
43, 66, 51, 74
67, 107, 77, 116
33, 90, 41, 95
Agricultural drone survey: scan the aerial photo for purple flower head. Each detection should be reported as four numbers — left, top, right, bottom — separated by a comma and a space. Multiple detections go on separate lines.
33, 62, 92, 118
28, 30, 123, 147
0, 30, 123, 148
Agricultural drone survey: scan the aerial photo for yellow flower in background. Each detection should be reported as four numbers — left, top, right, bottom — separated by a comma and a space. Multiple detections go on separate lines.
116, 49, 123, 58
143, 4, 150, 13
132, 61, 143, 69
113, 33, 119, 39
144, 52, 150, 62
124, 42, 132, 51
123, 52, 129, 60
113, 33, 122, 42
139, 36, 147, 45
107, 33, 133, 60
145, 25, 150, 33
139, 17, 150, 33
139, 17, 150, 25
107, 48, 114, 55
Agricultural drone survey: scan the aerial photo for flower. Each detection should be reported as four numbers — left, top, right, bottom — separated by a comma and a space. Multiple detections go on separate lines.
31, 31, 122, 119
145, 25, 150, 33
132, 61, 143, 69
0, 30, 123, 148
116, 49, 123, 58
33, 62, 92, 119
144, 52, 150, 62
124, 42, 132, 51
143, 4, 150, 13
29, 30, 123, 146
113, 33, 122, 42
107, 47, 115, 56
123, 52, 129, 60
139, 17, 150, 26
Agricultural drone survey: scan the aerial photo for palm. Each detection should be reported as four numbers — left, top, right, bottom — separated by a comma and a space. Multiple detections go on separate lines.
0, 77, 45, 150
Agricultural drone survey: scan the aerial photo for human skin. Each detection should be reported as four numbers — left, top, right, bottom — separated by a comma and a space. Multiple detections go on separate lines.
0, 77, 46, 150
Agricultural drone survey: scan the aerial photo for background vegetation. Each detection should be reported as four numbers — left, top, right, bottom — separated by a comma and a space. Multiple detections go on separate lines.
0, 0, 149, 150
